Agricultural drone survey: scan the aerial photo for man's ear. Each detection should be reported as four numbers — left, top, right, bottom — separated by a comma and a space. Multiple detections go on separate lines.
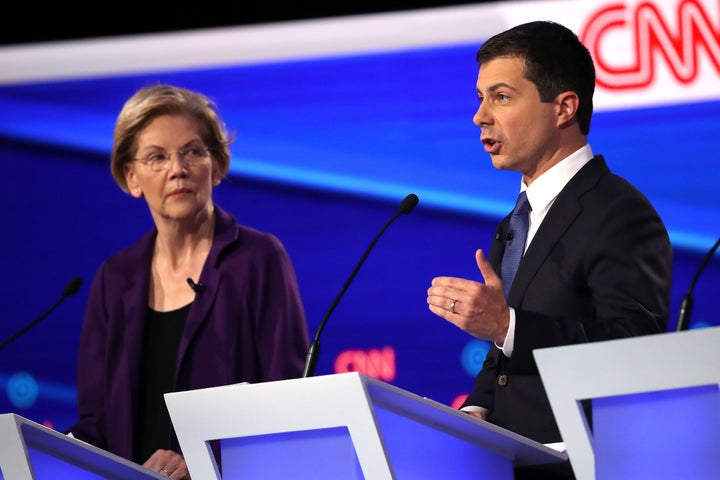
556, 91, 580, 128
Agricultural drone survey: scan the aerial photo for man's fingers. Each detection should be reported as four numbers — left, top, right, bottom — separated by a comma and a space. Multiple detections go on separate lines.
475, 249, 501, 288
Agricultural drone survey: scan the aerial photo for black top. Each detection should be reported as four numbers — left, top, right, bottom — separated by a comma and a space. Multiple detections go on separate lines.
134, 303, 190, 464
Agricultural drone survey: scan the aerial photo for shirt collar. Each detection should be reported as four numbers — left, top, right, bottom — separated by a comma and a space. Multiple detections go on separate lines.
521, 144, 594, 214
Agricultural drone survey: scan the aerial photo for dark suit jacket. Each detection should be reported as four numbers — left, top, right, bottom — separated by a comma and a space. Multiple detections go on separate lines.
68, 205, 309, 461
462, 155, 672, 444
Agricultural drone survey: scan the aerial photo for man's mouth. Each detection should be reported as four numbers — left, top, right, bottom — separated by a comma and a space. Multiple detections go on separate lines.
482, 137, 501, 154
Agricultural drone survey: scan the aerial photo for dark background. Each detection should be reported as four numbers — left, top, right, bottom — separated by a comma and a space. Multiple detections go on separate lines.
1, 1, 501, 46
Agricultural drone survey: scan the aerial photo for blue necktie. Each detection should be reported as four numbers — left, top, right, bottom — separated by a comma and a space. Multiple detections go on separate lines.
501, 191, 531, 299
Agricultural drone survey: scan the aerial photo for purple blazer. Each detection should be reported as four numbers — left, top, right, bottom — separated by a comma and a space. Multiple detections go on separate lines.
68, 205, 309, 461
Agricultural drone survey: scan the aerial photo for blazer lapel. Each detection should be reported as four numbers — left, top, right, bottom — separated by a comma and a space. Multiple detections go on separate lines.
508, 156, 610, 304
176, 206, 239, 376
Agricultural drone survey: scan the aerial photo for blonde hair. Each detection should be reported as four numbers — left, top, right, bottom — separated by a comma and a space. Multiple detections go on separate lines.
110, 84, 234, 192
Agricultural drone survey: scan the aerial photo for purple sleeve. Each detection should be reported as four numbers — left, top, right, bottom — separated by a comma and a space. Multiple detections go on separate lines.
66, 263, 108, 449
250, 234, 309, 381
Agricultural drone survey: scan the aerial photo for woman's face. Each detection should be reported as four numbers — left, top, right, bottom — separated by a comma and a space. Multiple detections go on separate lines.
124, 114, 220, 225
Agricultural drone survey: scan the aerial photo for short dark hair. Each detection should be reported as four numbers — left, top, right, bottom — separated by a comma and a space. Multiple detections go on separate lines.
477, 21, 595, 135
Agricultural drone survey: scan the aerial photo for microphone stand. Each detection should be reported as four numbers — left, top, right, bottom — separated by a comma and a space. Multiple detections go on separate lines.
0, 277, 83, 350
302, 194, 418, 377
676, 236, 720, 331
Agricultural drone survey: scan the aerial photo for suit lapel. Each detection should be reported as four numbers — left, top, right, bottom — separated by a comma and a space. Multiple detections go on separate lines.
507, 156, 610, 304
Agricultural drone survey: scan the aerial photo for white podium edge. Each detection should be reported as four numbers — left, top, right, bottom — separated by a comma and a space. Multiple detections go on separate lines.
165, 372, 567, 479
0, 413, 165, 479
534, 326, 720, 480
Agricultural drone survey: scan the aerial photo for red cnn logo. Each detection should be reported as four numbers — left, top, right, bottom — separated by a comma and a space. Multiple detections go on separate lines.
334, 346, 396, 382
581, 0, 720, 89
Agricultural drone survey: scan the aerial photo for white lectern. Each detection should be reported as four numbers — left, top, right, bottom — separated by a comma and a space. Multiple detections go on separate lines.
165, 372, 568, 479
0, 413, 165, 480
534, 326, 720, 480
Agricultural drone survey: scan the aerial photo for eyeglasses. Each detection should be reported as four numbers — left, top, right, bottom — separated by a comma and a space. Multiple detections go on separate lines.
135, 146, 211, 172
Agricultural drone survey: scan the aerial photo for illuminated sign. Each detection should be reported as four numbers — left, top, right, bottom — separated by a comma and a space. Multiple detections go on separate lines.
582, 0, 720, 89
334, 346, 397, 382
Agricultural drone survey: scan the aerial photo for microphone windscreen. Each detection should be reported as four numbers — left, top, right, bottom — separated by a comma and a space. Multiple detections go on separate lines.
64, 277, 83, 297
398, 193, 419, 214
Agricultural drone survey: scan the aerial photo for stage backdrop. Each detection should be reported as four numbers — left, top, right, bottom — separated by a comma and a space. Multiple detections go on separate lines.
0, 0, 718, 432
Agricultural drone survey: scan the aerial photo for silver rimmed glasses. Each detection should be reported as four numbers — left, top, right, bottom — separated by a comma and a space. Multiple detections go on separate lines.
135, 146, 211, 172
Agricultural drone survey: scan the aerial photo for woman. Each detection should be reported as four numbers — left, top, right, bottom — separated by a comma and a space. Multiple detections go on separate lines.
68, 84, 309, 479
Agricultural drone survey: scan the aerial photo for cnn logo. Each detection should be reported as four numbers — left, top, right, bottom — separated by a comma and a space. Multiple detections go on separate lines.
581, 0, 720, 89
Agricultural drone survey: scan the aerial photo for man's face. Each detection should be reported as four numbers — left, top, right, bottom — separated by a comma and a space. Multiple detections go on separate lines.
473, 56, 560, 182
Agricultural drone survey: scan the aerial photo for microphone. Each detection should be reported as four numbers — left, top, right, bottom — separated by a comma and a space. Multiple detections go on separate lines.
0, 277, 83, 350
187, 278, 204, 293
494, 231, 513, 242
302, 193, 419, 378
676, 236, 720, 331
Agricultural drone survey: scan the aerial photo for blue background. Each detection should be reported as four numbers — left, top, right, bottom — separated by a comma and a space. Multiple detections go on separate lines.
0, 41, 718, 432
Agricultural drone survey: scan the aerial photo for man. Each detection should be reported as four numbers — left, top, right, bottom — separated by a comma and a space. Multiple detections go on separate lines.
427, 19, 672, 457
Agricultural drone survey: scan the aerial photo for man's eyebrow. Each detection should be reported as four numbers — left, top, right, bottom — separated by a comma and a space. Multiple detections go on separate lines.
480, 82, 517, 94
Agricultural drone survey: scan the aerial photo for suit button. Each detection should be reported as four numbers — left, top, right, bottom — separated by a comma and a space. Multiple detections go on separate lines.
498, 374, 507, 386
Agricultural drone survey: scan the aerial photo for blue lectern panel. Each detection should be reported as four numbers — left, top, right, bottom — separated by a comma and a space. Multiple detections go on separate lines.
221, 427, 363, 479
17, 420, 162, 480
594, 384, 720, 480
25, 448, 107, 480
373, 405, 513, 479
